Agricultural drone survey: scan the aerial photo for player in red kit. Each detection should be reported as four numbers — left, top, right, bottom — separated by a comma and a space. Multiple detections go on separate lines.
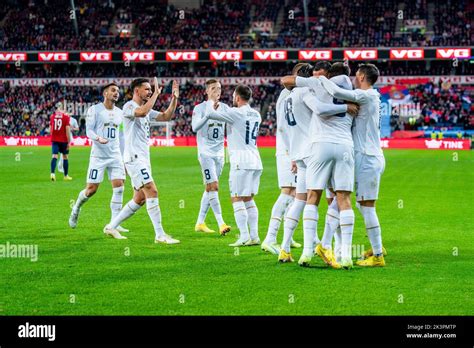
50, 109, 72, 181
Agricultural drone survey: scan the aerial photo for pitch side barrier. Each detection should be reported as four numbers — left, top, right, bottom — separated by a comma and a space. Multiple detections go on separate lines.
0, 136, 471, 150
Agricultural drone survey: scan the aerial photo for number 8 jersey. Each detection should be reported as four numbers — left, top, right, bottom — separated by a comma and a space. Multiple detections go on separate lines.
86, 103, 123, 159
205, 101, 263, 170
192, 101, 226, 158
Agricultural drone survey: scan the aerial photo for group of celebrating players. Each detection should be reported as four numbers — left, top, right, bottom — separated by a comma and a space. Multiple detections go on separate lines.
49, 59, 386, 270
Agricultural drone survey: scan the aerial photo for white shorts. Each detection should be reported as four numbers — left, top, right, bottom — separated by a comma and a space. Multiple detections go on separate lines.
87, 156, 126, 184
229, 169, 262, 197
199, 155, 224, 184
295, 159, 307, 194
125, 160, 154, 190
355, 151, 385, 201
306, 142, 355, 192
276, 154, 296, 188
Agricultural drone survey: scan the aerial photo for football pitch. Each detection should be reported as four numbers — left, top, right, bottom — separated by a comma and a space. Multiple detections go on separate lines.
0, 146, 473, 316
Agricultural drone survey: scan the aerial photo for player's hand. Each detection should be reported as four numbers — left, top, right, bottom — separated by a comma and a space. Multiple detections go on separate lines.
172, 80, 179, 98
97, 136, 109, 144
153, 77, 162, 96
346, 102, 359, 116
291, 161, 298, 174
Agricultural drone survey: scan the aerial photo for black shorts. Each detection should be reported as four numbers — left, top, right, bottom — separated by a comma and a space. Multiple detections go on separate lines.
52, 141, 69, 155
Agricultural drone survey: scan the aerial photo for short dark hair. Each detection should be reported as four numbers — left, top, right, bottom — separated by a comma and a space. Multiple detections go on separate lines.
293, 63, 314, 77
292, 63, 308, 75
327, 62, 351, 79
357, 63, 379, 85
234, 85, 252, 101
205, 79, 219, 87
314, 61, 332, 72
130, 78, 149, 93
102, 82, 119, 94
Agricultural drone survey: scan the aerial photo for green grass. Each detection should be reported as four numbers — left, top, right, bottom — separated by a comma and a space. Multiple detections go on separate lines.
0, 147, 473, 315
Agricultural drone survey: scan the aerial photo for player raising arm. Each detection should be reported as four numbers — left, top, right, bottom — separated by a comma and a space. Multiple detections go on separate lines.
69, 83, 128, 233
191, 79, 231, 235
103, 78, 180, 243
318, 63, 387, 267
203, 85, 263, 247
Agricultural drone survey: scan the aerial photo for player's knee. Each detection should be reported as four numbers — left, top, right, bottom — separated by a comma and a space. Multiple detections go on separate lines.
63, 155, 68, 160
207, 182, 218, 191
143, 184, 158, 197
306, 190, 318, 204
295, 192, 306, 201
336, 193, 352, 210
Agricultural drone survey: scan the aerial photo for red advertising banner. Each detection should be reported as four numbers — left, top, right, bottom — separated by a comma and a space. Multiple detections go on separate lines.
0, 137, 470, 150
380, 138, 471, 150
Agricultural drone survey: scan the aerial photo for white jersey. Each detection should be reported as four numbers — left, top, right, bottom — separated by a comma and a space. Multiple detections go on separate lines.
282, 87, 313, 161
70, 117, 79, 131
122, 100, 162, 163
85, 103, 123, 159
318, 77, 383, 156
296, 75, 354, 147
192, 101, 226, 158
275, 88, 291, 156
205, 101, 263, 170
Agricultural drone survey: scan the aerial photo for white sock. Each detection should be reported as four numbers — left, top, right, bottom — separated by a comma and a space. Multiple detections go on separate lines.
265, 193, 294, 244
73, 189, 89, 212
340, 209, 355, 260
233, 201, 249, 241
196, 191, 210, 225
146, 197, 165, 238
281, 199, 305, 252
321, 199, 340, 249
58, 155, 64, 172
302, 204, 319, 256
110, 199, 141, 229
110, 186, 124, 222
358, 205, 383, 255
334, 227, 342, 261
208, 190, 225, 226
245, 200, 259, 240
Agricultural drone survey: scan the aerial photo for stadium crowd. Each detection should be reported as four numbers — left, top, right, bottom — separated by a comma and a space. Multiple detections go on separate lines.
0, 0, 471, 50
1, 60, 472, 79
1, 81, 472, 138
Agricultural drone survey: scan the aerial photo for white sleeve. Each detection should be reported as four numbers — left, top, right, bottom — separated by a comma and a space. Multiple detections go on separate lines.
149, 109, 162, 120
319, 76, 368, 104
85, 106, 99, 140
205, 101, 236, 124
123, 102, 138, 119
303, 94, 347, 117
192, 106, 207, 132
295, 76, 321, 89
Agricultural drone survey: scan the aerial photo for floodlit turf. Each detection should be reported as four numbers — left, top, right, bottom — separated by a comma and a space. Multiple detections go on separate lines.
0, 146, 473, 315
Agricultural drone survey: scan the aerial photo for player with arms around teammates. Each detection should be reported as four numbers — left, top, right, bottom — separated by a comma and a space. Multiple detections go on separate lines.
282, 62, 359, 269
318, 63, 387, 267
104, 78, 181, 243
69, 83, 128, 234
278, 62, 359, 263
49, 104, 72, 181
191, 79, 231, 236
203, 85, 263, 247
